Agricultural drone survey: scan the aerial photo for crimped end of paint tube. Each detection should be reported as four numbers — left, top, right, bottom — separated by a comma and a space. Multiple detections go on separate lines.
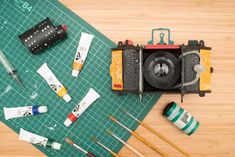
65, 138, 74, 145
63, 94, 72, 103
109, 115, 117, 122
72, 69, 80, 77
64, 118, 73, 127
3, 107, 9, 120
52, 142, 62, 150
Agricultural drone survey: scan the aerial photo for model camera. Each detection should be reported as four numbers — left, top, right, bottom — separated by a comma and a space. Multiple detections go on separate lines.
110, 28, 213, 101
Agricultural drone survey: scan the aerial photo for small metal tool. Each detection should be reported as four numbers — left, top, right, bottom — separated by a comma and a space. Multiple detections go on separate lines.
0, 50, 23, 87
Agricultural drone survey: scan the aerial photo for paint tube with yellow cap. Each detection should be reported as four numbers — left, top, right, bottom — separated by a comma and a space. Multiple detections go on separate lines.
72, 32, 94, 77
37, 63, 72, 103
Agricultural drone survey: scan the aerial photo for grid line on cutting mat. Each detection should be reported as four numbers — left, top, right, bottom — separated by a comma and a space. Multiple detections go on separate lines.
0, 0, 160, 157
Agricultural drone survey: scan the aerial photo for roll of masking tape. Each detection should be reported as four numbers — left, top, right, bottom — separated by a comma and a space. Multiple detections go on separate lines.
163, 102, 199, 136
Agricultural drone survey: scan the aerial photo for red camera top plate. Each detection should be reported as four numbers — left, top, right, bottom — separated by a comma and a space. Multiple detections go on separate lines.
145, 44, 180, 49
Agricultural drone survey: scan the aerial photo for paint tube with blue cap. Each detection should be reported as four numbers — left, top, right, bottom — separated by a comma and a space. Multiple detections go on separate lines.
3, 105, 48, 120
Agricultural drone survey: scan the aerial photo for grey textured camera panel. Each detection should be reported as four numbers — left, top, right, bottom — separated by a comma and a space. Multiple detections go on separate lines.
123, 49, 139, 91
183, 51, 200, 92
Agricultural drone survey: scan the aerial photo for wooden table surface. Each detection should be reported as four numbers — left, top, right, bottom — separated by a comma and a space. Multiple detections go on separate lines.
1, 0, 235, 156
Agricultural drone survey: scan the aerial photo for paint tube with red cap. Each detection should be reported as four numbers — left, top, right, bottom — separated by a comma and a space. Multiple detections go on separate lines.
64, 88, 100, 127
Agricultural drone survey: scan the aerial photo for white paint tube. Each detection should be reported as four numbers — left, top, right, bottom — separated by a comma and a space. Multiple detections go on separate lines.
3, 106, 47, 120
64, 88, 100, 127
72, 32, 94, 77
19, 128, 61, 150
37, 63, 72, 103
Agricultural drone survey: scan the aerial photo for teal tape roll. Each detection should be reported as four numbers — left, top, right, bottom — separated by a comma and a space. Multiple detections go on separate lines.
163, 102, 199, 136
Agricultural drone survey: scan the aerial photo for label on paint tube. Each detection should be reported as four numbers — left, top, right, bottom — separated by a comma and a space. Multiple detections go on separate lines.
3, 106, 48, 120
64, 88, 100, 127
19, 128, 61, 150
72, 32, 94, 77
37, 63, 72, 103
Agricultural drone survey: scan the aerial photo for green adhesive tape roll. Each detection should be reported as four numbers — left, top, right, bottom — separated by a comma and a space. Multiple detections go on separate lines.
163, 102, 199, 136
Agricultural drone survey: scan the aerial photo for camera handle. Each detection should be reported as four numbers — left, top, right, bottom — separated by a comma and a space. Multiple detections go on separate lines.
148, 28, 174, 45
173, 50, 205, 89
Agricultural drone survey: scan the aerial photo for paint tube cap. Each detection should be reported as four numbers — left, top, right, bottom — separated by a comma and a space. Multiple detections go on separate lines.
52, 142, 62, 150
63, 94, 72, 103
38, 106, 48, 113
64, 118, 73, 127
72, 69, 80, 77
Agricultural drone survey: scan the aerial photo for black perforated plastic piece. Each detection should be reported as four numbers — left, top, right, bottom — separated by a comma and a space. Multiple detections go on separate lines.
19, 17, 67, 55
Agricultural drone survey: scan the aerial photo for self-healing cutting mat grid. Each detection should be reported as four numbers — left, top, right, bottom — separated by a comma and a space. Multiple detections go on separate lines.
0, 0, 160, 156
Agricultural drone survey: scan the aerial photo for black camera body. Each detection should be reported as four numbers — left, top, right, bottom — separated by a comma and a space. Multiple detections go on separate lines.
110, 29, 212, 101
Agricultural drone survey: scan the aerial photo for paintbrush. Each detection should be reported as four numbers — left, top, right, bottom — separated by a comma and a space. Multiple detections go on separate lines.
106, 130, 145, 157
109, 115, 168, 157
91, 136, 122, 157
65, 138, 96, 157
123, 110, 191, 157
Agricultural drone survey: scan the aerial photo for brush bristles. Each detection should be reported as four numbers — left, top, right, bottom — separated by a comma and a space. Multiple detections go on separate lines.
91, 136, 97, 142
122, 109, 128, 114
106, 129, 112, 135
65, 138, 74, 145
109, 115, 117, 122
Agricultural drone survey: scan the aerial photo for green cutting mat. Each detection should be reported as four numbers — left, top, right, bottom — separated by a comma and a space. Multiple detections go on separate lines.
0, 0, 161, 156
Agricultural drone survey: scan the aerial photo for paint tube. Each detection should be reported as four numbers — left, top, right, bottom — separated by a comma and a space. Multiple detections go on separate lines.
72, 32, 94, 77
19, 128, 61, 150
37, 63, 72, 103
3, 106, 48, 120
64, 88, 100, 127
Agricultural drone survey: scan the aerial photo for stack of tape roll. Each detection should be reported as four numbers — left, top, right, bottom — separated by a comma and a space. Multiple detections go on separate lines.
163, 102, 199, 136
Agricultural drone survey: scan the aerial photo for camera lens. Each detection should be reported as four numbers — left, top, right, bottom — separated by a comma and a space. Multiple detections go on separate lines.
143, 51, 180, 89
154, 63, 169, 77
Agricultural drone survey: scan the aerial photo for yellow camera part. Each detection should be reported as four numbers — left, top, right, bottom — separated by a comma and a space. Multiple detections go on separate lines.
200, 49, 212, 91
110, 50, 123, 90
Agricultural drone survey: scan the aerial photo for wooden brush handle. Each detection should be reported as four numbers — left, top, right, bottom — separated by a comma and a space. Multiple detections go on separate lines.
132, 131, 168, 157
140, 121, 191, 157
124, 143, 145, 157
110, 150, 122, 157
